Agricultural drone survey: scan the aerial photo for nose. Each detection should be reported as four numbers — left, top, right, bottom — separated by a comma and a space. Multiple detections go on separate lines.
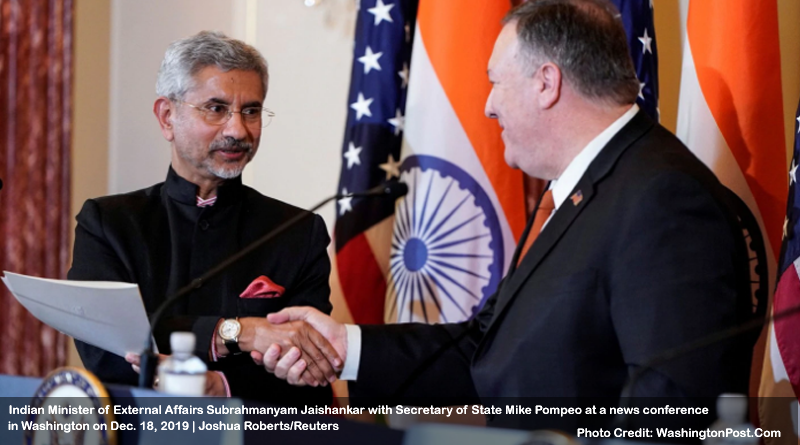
485, 89, 497, 119
222, 111, 254, 140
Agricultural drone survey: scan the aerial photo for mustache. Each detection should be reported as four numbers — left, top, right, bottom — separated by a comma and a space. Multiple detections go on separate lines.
210, 138, 253, 152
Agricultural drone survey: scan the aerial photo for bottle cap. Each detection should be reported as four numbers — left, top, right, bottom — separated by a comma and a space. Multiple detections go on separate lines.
717, 393, 748, 423
170, 332, 196, 354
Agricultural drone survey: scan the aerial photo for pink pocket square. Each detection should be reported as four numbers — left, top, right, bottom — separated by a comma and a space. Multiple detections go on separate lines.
239, 275, 285, 299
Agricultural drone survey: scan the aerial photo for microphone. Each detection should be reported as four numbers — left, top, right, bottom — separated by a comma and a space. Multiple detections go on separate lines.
138, 180, 408, 388
363, 181, 408, 200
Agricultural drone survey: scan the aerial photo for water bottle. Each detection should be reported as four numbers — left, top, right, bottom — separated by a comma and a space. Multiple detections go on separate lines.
157, 332, 207, 396
704, 393, 758, 444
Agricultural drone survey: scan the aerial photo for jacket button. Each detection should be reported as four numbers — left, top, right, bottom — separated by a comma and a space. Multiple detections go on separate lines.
199, 220, 210, 230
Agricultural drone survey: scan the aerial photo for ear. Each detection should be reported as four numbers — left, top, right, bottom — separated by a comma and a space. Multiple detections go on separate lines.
536, 62, 562, 109
153, 97, 176, 142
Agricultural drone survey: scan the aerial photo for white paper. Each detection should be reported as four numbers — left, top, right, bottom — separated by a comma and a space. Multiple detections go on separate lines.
2, 271, 152, 358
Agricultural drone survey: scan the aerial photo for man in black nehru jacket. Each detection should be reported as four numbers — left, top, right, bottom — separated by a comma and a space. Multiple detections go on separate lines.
69, 31, 341, 404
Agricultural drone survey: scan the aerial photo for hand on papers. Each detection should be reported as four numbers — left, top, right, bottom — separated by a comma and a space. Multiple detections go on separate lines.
250, 307, 347, 386
124, 353, 227, 397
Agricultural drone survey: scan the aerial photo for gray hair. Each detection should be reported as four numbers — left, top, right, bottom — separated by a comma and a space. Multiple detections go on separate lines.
504, 0, 640, 106
155, 31, 269, 101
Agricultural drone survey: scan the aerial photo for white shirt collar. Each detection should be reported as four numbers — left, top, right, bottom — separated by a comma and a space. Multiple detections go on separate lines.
549, 104, 639, 209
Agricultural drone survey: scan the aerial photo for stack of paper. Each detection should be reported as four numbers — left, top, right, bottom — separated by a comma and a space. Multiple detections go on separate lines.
1, 272, 153, 357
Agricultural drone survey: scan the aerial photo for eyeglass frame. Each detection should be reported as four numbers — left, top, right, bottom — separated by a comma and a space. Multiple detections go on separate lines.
176, 100, 275, 128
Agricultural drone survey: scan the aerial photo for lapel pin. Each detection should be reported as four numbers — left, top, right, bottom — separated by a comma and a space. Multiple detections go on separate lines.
570, 190, 583, 206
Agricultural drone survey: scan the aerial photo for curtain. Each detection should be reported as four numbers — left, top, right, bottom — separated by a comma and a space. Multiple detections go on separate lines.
0, 0, 73, 376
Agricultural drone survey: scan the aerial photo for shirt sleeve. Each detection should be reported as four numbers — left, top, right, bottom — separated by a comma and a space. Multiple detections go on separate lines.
338, 324, 362, 381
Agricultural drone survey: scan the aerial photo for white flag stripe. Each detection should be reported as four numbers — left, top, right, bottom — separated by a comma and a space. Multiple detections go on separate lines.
676, 38, 777, 281
402, 28, 516, 266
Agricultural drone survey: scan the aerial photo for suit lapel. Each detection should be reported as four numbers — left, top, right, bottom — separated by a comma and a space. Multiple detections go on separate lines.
490, 178, 596, 324
482, 111, 655, 336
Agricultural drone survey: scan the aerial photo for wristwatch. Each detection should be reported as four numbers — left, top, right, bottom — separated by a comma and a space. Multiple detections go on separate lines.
218, 318, 242, 356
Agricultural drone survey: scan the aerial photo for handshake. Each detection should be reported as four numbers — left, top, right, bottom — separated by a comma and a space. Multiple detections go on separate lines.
247, 307, 347, 388
125, 307, 346, 396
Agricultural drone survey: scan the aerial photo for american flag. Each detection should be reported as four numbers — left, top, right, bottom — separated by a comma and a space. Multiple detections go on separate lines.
773, 99, 800, 400
611, 0, 659, 121
334, 0, 418, 325
779, 101, 800, 276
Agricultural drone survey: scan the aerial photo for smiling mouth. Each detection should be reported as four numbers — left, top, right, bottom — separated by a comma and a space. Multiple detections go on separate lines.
213, 148, 250, 161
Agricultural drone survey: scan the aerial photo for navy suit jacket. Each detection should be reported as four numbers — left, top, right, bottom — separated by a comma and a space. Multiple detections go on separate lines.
350, 111, 756, 430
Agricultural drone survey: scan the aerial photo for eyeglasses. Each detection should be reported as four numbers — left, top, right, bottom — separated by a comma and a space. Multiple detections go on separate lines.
179, 101, 275, 128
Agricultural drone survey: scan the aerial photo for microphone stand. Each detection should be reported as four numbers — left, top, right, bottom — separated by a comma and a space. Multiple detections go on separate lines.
139, 182, 407, 388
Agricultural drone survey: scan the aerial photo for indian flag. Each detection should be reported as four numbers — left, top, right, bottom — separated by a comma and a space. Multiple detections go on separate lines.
386, 0, 526, 324
675, 0, 790, 439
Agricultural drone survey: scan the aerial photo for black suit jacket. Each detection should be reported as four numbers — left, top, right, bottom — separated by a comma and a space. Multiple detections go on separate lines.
350, 111, 756, 429
69, 168, 332, 405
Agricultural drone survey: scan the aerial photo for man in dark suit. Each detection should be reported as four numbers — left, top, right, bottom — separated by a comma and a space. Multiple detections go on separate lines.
254, 0, 756, 429
69, 31, 340, 404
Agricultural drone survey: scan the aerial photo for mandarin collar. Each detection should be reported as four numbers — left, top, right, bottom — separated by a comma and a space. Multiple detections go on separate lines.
164, 166, 244, 207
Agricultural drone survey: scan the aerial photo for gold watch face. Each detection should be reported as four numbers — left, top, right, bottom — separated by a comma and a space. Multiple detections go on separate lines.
219, 319, 241, 341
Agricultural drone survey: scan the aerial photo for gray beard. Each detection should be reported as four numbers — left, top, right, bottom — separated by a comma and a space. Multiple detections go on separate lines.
206, 161, 246, 179
203, 137, 254, 179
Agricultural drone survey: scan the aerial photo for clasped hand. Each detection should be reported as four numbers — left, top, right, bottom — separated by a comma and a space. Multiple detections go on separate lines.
126, 313, 343, 392
250, 307, 346, 387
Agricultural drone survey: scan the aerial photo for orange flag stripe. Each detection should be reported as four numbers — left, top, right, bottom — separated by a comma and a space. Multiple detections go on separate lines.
687, 0, 787, 258
417, 0, 527, 241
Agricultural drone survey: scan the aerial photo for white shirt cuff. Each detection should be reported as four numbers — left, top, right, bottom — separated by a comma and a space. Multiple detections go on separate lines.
339, 324, 361, 381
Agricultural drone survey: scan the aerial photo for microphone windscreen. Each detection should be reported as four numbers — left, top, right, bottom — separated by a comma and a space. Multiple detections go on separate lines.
363, 180, 408, 199
385, 181, 408, 198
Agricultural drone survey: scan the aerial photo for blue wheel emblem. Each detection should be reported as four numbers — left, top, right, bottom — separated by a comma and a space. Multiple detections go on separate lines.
387, 155, 505, 323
